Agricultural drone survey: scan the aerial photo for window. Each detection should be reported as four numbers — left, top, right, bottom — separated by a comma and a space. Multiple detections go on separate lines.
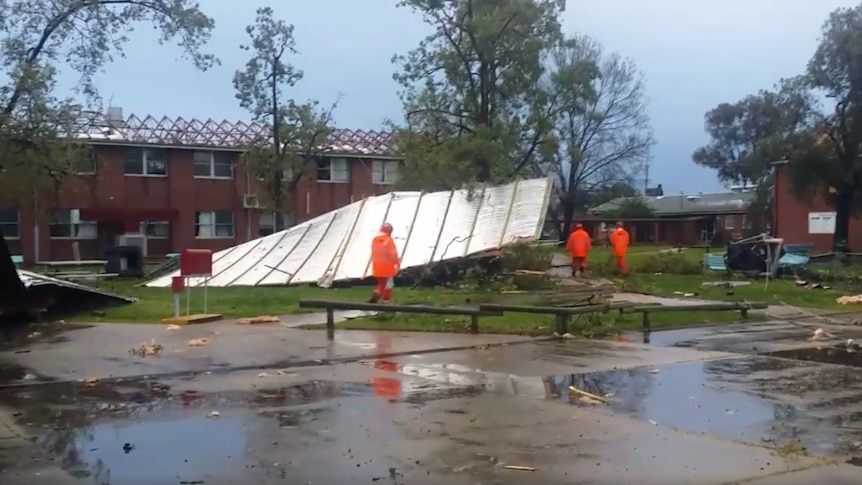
78, 149, 97, 174
193, 151, 234, 178
724, 215, 735, 230
371, 160, 399, 185
742, 215, 751, 229
195, 211, 234, 239
49, 209, 97, 239
124, 148, 168, 176
0, 209, 19, 239
140, 221, 170, 238
258, 211, 291, 237
316, 157, 349, 183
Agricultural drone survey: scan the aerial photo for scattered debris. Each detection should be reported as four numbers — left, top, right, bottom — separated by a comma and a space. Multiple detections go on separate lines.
837, 294, 862, 305
122, 443, 135, 454
237, 315, 280, 325
810, 328, 826, 341
578, 396, 604, 405
81, 377, 99, 388
568, 385, 607, 403
166, 324, 181, 330
206, 411, 220, 418
648, 419, 658, 425
502, 465, 536, 472
130, 339, 163, 357
648, 368, 660, 374
27, 331, 41, 338
187, 338, 209, 347
258, 372, 269, 378
672, 291, 696, 297
701, 281, 751, 288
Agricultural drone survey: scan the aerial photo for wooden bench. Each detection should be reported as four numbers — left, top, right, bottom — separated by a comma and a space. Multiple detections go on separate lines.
620, 301, 769, 330
298, 299, 503, 340
478, 302, 634, 334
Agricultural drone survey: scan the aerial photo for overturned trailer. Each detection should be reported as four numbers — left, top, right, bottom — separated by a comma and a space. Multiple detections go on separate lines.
146, 177, 554, 288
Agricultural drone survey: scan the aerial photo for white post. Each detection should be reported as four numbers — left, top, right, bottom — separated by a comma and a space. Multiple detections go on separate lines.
173, 293, 180, 318
203, 277, 209, 314
185, 278, 191, 316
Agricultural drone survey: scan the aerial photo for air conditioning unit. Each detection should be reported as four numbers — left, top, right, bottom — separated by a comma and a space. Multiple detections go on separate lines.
243, 193, 260, 209
117, 234, 147, 257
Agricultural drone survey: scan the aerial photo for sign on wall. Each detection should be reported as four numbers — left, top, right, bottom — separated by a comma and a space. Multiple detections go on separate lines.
808, 212, 836, 234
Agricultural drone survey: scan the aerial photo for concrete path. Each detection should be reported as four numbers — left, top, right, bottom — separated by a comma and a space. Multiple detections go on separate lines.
1, 316, 862, 482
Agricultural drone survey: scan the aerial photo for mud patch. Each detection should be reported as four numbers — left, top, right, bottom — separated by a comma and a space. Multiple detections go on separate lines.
764, 347, 862, 368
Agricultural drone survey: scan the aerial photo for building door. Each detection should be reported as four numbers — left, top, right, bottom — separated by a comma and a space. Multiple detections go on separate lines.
697, 218, 715, 243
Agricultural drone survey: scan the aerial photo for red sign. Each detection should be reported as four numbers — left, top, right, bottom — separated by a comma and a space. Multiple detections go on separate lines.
180, 249, 213, 276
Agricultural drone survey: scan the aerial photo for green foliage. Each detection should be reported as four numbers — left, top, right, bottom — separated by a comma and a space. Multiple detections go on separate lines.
0, 0, 217, 204
631, 252, 702, 275
233, 7, 337, 219
692, 78, 813, 187
695, 4, 862, 251
391, 0, 567, 190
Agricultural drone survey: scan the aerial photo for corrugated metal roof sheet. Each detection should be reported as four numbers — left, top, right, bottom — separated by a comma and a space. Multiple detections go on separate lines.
145, 177, 554, 288
590, 192, 755, 216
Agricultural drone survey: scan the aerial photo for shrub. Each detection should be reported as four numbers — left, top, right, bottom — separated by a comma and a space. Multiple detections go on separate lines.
632, 252, 702, 275
499, 243, 554, 272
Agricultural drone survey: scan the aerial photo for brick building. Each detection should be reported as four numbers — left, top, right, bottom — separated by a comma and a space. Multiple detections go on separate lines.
771, 160, 860, 253
0, 111, 399, 264
587, 191, 756, 245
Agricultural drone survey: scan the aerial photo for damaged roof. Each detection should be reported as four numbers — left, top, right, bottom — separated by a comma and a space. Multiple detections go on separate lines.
590, 191, 756, 216
145, 177, 554, 288
72, 112, 395, 156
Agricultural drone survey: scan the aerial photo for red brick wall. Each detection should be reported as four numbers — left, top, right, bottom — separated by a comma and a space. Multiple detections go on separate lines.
772, 163, 862, 253
0, 145, 395, 264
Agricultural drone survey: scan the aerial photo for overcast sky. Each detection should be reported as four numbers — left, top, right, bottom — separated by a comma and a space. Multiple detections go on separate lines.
78, 0, 857, 194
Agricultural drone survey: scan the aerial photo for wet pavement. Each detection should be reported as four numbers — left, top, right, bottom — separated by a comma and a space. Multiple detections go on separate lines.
1, 318, 862, 483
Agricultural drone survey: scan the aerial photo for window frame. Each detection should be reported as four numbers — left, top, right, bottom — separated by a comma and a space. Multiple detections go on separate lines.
140, 221, 170, 239
49, 209, 97, 240
0, 209, 20, 239
316, 157, 350, 183
371, 160, 399, 185
78, 149, 97, 175
258, 211, 291, 237
724, 215, 735, 230
195, 210, 235, 239
124, 147, 169, 177
193, 151, 234, 179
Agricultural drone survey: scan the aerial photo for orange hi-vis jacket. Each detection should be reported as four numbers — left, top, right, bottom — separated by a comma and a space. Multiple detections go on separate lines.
566, 228, 592, 258
371, 232, 400, 278
609, 227, 630, 257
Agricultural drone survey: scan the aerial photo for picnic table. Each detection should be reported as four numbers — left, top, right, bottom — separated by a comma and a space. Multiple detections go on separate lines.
36, 260, 118, 286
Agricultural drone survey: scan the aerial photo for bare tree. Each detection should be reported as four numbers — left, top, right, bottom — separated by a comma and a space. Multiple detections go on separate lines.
549, 35, 654, 238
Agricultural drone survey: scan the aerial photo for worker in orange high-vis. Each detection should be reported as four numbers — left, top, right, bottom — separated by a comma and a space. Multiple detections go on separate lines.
609, 221, 630, 275
565, 223, 591, 277
369, 222, 400, 303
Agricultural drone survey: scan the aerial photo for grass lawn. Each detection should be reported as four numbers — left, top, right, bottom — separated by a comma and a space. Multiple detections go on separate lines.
84, 280, 504, 324
621, 273, 848, 309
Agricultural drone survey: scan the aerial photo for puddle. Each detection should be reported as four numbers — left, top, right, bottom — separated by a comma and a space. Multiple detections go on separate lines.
14, 381, 420, 483
764, 347, 862, 368
548, 356, 862, 455
0, 362, 52, 385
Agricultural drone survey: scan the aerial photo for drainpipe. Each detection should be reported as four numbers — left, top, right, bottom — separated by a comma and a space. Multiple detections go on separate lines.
32, 191, 39, 263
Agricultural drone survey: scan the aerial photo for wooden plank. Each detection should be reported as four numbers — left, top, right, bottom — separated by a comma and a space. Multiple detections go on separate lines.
161, 314, 224, 325
299, 299, 499, 316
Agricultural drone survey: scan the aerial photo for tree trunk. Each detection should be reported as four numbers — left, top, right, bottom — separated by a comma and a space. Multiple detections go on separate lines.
833, 191, 852, 253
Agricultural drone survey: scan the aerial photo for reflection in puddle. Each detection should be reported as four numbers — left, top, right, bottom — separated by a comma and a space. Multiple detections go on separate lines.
45, 415, 253, 483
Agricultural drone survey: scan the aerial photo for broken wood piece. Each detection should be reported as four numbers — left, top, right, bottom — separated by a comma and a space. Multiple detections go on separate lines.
502, 465, 536, 471
237, 315, 280, 325
187, 338, 209, 347
568, 385, 607, 403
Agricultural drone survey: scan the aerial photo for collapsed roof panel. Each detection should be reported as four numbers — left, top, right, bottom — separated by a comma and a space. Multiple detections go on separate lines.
144, 177, 553, 288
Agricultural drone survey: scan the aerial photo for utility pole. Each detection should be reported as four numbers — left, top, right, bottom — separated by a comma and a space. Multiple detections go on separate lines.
643, 162, 650, 193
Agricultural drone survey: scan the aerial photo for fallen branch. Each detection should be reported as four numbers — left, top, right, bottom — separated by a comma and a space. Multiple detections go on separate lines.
568, 385, 607, 403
